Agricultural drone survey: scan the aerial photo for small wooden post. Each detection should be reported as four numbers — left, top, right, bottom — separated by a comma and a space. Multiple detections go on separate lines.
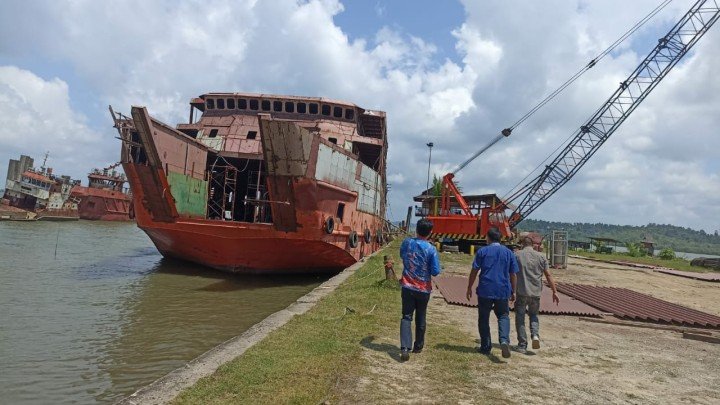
383, 255, 396, 281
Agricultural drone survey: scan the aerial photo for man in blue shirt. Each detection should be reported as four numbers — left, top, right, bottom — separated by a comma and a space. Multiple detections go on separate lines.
399, 218, 442, 361
466, 227, 519, 358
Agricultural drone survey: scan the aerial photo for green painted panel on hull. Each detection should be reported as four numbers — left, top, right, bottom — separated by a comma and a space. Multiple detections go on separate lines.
167, 172, 207, 217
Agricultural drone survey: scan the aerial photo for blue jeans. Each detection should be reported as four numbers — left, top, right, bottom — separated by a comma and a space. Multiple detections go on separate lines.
400, 287, 430, 351
515, 295, 540, 349
477, 297, 510, 353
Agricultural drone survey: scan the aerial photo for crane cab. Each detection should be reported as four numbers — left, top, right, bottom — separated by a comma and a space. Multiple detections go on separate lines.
414, 191, 514, 253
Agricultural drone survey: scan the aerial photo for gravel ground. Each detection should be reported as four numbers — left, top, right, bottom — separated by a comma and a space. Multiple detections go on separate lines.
351, 254, 720, 404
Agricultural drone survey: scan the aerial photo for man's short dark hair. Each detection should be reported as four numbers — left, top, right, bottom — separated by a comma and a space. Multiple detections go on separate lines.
416, 219, 433, 237
487, 227, 502, 243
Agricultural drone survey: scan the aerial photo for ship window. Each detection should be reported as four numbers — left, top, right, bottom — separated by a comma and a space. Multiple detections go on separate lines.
345, 108, 354, 120
238, 99, 247, 109
297, 102, 307, 113
206, 99, 215, 109
249, 99, 259, 110
247, 131, 257, 140
217, 98, 225, 109
321, 104, 331, 116
227, 98, 236, 109
337, 203, 345, 222
309, 103, 319, 114
209, 129, 219, 138
329, 137, 337, 144
273, 101, 282, 112
261, 100, 271, 111
285, 102, 294, 113
333, 106, 342, 118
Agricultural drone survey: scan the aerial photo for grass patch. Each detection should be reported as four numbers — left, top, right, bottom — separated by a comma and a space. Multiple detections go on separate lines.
173, 242, 401, 404
571, 251, 707, 272
173, 239, 510, 404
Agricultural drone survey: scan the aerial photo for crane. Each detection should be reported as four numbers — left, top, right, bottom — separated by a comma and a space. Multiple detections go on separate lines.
425, 0, 720, 250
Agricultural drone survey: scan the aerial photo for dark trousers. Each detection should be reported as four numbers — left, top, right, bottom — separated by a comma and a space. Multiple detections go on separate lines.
400, 287, 430, 351
477, 297, 510, 353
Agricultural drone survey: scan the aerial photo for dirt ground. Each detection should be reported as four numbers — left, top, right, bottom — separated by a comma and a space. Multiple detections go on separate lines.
350, 255, 720, 404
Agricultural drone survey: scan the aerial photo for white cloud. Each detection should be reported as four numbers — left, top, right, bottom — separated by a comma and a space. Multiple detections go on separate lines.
0, 0, 718, 232
0, 66, 115, 182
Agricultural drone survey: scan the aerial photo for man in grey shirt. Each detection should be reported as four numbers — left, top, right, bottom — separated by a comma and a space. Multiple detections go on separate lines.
514, 236, 560, 353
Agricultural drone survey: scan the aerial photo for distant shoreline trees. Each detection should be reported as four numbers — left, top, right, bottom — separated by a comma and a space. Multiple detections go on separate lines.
517, 219, 720, 256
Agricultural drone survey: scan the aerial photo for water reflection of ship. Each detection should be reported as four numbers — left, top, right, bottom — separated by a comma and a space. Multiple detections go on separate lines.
70, 163, 133, 221
96, 257, 325, 403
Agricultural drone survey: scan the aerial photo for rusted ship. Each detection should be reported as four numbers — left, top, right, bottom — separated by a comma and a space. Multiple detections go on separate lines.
2, 154, 80, 221
110, 93, 388, 273
70, 164, 133, 221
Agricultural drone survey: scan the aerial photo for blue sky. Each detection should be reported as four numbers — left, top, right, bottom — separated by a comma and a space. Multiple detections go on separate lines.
336, 1, 466, 64
0, 0, 718, 232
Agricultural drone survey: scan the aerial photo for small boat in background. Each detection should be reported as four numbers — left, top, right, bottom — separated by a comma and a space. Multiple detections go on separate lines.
71, 164, 133, 221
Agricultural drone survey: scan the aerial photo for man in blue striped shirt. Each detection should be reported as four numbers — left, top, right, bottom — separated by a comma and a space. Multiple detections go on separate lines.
399, 219, 442, 361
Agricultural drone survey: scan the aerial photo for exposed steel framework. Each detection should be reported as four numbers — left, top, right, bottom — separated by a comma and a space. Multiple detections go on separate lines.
507, 0, 720, 227
440, 173, 472, 216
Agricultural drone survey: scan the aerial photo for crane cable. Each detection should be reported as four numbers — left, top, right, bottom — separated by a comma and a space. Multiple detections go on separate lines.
502, 0, 676, 200
508, 0, 674, 131
454, 0, 674, 175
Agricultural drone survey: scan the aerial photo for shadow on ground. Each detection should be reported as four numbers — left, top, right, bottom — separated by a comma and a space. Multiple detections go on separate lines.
360, 336, 402, 363
434, 343, 504, 363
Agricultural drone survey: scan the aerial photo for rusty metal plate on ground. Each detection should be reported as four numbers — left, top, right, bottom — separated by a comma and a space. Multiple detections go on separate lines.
655, 269, 720, 282
556, 283, 720, 328
433, 276, 604, 317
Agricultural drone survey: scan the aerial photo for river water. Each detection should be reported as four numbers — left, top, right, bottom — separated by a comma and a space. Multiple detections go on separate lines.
0, 221, 326, 404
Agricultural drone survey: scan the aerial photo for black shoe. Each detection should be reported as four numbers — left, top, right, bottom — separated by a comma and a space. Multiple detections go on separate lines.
412, 347, 423, 354
501, 343, 511, 358
476, 346, 491, 355
400, 349, 410, 361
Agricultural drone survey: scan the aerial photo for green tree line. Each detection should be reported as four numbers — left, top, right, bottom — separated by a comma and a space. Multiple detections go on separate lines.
517, 219, 720, 256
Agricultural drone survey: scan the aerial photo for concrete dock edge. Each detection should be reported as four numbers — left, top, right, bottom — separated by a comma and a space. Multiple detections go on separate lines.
116, 252, 381, 405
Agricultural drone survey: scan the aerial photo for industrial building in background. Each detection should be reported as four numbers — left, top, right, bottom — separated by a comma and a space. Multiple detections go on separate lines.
1, 155, 134, 222
1, 154, 80, 221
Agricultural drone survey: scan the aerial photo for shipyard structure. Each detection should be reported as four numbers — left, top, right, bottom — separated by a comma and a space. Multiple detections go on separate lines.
111, 93, 388, 273
2, 155, 79, 221
70, 164, 133, 221
1, 155, 133, 221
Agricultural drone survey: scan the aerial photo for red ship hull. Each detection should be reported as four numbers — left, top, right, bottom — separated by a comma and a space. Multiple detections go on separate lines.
126, 164, 379, 273
71, 186, 132, 221
114, 95, 388, 274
